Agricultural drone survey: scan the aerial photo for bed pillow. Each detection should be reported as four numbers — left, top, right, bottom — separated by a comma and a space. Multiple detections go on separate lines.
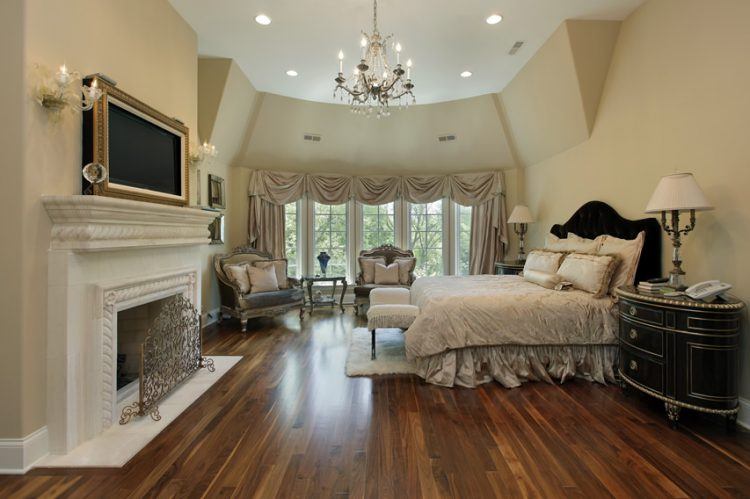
523, 250, 566, 274
224, 264, 251, 294
359, 257, 386, 283
523, 269, 571, 291
545, 232, 601, 253
253, 259, 289, 289
556, 253, 618, 298
596, 231, 645, 293
247, 264, 280, 293
374, 262, 400, 285
394, 257, 416, 285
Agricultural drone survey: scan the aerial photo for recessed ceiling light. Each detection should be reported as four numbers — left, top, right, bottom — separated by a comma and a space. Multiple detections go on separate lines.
286, 70, 298, 77
486, 14, 503, 25
254, 14, 271, 25
460, 71, 473, 78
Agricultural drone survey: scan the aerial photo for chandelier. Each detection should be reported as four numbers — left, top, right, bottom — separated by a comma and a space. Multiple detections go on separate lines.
334, 0, 415, 118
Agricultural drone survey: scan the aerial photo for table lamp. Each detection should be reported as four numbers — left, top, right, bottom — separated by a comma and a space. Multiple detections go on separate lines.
507, 205, 535, 261
645, 173, 713, 290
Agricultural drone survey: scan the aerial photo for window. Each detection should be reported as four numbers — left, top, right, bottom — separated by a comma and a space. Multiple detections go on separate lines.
313, 202, 348, 277
409, 200, 444, 277
456, 204, 473, 275
284, 202, 299, 277
361, 202, 395, 249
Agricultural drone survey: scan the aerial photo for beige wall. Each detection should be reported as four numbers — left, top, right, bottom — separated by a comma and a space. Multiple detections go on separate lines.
520, 0, 750, 398
2, 0, 200, 439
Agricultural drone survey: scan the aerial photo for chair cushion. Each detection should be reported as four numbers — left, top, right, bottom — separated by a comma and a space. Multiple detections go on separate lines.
247, 264, 279, 293
394, 257, 416, 284
224, 263, 251, 294
354, 283, 410, 297
253, 259, 289, 289
359, 257, 386, 283
374, 262, 399, 284
240, 288, 304, 309
367, 304, 419, 330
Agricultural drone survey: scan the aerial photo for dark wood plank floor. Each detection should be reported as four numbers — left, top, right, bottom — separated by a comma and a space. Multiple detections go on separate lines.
1, 311, 749, 498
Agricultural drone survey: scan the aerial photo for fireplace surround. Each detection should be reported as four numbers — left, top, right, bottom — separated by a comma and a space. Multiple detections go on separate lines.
43, 195, 217, 455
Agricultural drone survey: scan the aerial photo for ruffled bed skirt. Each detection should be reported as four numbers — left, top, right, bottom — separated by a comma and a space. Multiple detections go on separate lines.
414, 344, 618, 388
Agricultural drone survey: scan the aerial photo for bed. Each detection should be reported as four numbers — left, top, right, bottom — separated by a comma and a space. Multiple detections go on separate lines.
405, 201, 662, 388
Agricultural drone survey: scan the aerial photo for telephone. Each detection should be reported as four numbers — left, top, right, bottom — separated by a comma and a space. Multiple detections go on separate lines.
684, 280, 732, 301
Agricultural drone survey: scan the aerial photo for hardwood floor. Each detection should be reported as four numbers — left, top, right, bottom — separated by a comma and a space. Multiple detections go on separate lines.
2, 311, 749, 498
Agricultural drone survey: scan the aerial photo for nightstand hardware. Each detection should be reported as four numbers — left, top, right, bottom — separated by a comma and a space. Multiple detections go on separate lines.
629, 306, 637, 316
628, 360, 638, 372
629, 329, 638, 340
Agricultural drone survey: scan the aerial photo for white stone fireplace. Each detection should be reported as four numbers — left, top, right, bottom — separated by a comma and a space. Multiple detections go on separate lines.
43, 195, 217, 455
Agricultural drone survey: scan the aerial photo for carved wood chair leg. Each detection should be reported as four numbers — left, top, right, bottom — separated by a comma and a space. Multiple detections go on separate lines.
241, 319, 248, 333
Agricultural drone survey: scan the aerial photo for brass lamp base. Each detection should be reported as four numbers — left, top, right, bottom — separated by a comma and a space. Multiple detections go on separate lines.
661, 209, 695, 291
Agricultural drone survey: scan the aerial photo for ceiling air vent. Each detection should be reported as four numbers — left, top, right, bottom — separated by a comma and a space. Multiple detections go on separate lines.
438, 134, 457, 143
303, 133, 322, 142
509, 41, 524, 55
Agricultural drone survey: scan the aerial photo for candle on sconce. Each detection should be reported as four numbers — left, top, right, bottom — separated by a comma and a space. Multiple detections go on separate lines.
56, 64, 71, 85
360, 37, 367, 59
338, 50, 344, 73
406, 59, 412, 79
395, 43, 402, 64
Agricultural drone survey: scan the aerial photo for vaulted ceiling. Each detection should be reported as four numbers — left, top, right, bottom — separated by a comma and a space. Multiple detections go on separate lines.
171, 0, 642, 104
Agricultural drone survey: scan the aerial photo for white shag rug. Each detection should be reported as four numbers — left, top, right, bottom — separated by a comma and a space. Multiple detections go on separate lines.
346, 327, 416, 376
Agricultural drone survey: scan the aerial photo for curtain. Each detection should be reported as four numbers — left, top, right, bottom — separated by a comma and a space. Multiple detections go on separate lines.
247, 196, 285, 259
247, 169, 508, 266
469, 195, 509, 275
248, 169, 504, 206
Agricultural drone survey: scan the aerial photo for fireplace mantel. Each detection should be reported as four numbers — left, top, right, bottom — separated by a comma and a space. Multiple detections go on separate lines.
42, 195, 216, 251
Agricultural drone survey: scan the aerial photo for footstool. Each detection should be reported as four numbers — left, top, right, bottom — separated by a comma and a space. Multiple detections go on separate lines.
366, 288, 419, 360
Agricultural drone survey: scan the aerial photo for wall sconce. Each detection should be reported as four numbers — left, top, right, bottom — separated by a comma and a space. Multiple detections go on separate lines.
34, 63, 103, 119
189, 141, 219, 167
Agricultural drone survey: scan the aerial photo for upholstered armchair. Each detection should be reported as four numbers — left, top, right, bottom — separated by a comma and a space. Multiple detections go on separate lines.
354, 244, 416, 315
214, 246, 304, 331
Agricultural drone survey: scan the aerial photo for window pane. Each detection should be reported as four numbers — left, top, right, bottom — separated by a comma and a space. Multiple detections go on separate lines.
360, 202, 396, 250
313, 202, 348, 277
409, 201, 444, 277
457, 204, 472, 275
284, 202, 299, 277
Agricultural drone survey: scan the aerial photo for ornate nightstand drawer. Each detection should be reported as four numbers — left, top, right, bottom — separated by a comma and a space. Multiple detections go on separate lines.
620, 319, 664, 358
620, 347, 664, 394
685, 314, 741, 335
620, 301, 663, 327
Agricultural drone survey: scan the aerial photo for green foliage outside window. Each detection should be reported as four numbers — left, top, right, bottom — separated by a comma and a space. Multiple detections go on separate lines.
457, 204, 472, 275
409, 201, 444, 277
313, 203, 348, 277
361, 202, 395, 249
284, 202, 298, 276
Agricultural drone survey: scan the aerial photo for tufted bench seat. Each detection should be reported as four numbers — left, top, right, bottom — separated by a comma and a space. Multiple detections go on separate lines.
366, 288, 418, 360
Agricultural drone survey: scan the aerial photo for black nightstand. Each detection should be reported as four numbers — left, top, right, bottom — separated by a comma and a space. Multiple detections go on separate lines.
615, 286, 744, 428
494, 260, 524, 276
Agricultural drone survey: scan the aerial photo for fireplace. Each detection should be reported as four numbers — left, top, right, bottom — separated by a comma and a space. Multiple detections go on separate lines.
117, 297, 170, 393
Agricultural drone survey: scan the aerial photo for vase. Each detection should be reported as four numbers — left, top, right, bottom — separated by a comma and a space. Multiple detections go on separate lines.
317, 251, 331, 276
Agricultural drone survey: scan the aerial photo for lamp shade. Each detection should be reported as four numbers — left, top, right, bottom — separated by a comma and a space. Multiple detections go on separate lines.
645, 173, 713, 213
508, 205, 535, 224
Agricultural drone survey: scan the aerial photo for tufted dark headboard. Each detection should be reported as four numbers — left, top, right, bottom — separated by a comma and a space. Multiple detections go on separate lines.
550, 201, 662, 283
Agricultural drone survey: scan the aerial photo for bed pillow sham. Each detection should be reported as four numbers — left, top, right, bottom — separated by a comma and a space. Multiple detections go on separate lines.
359, 257, 386, 283
545, 232, 601, 253
556, 253, 618, 298
596, 231, 645, 293
523, 250, 566, 274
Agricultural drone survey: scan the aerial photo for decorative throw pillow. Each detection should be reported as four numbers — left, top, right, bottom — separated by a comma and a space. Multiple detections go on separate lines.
523, 269, 571, 291
374, 262, 400, 285
224, 264, 251, 294
597, 231, 645, 293
523, 250, 566, 274
545, 232, 601, 253
247, 264, 280, 293
394, 257, 416, 285
254, 259, 289, 290
556, 253, 618, 298
359, 257, 386, 283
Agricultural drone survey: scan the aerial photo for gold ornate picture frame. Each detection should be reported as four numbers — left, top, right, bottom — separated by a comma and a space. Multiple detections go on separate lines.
82, 77, 190, 206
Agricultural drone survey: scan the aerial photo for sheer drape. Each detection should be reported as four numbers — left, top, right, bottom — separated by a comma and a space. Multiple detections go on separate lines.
246, 169, 508, 266
469, 195, 508, 275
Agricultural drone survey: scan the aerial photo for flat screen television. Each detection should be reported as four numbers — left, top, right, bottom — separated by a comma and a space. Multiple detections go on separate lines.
82, 77, 189, 206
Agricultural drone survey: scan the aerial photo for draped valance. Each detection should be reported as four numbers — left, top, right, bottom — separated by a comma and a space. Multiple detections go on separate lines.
248, 169, 505, 206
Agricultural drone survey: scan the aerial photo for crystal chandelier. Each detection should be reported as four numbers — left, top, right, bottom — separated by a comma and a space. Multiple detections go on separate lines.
334, 0, 415, 118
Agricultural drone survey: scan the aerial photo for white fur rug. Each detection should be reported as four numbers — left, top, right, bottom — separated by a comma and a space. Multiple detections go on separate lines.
346, 328, 416, 376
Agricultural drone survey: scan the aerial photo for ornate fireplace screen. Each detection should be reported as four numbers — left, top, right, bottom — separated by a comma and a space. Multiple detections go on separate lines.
120, 294, 215, 424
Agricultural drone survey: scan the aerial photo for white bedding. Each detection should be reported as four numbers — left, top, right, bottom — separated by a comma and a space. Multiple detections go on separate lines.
405, 274, 619, 360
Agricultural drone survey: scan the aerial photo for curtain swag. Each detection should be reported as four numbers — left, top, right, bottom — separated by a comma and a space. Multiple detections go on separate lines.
248, 169, 505, 207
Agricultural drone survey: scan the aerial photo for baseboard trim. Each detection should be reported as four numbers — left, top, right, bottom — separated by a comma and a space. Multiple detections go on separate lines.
0, 426, 49, 474
738, 397, 750, 430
